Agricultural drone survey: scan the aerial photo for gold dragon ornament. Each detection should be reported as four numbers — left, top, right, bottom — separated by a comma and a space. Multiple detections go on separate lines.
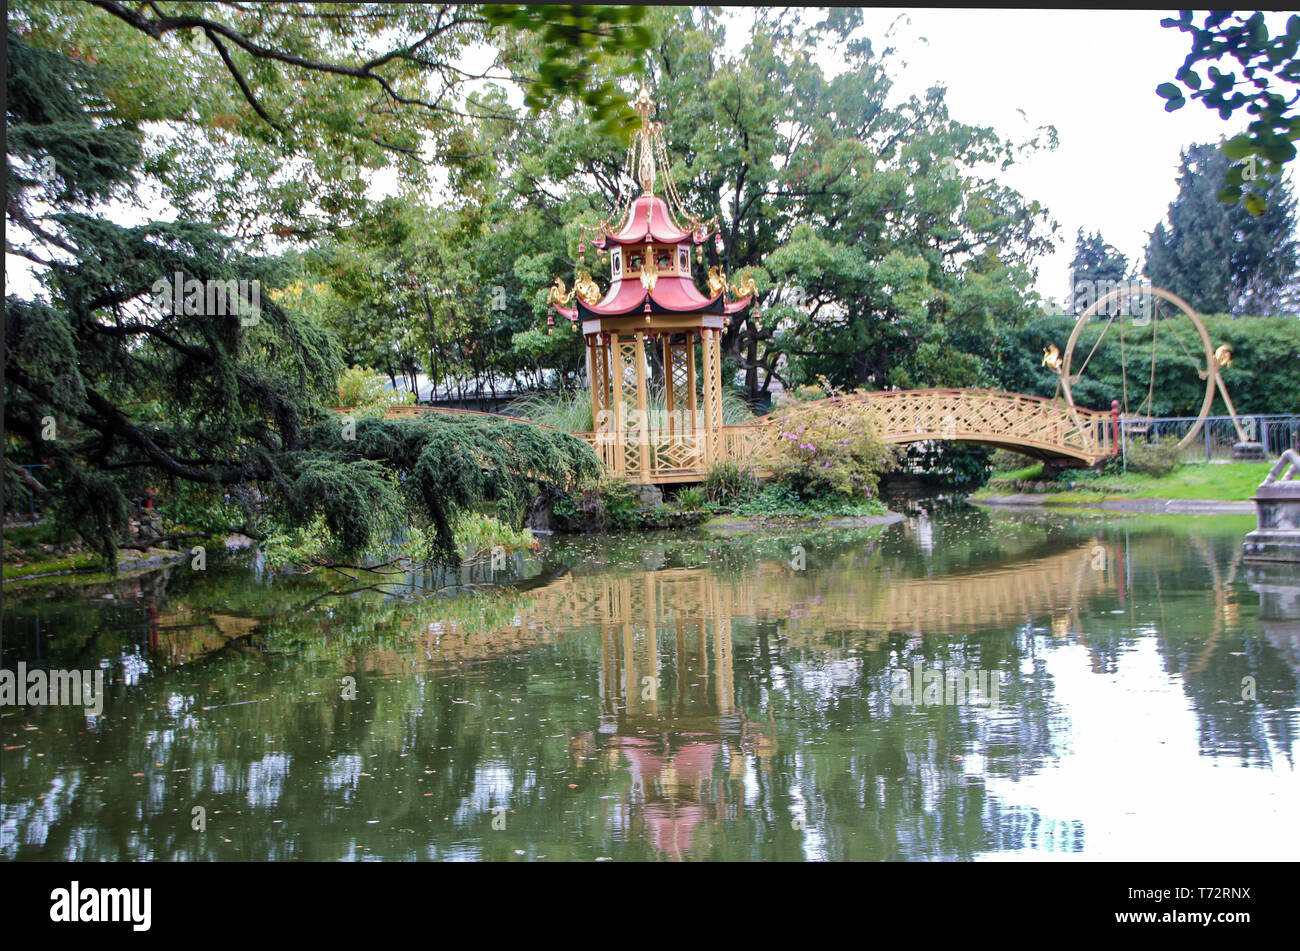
706, 265, 728, 299
573, 270, 600, 304
549, 272, 602, 308
639, 257, 659, 292
730, 272, 757, 299
548, 278, 574, 308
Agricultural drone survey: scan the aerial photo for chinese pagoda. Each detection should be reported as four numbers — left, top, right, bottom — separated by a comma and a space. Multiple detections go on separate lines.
549, 88, 756, 484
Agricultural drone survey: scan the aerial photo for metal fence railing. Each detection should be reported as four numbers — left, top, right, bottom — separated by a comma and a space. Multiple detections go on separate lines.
1121, 414, 1300, 462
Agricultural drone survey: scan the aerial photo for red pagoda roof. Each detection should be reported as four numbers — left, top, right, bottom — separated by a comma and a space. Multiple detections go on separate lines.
595, 194, 706, 248
553, 272, 753, 321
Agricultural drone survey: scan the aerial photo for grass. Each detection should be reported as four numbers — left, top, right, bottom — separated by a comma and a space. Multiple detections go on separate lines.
508, 385, 756, 432
706, 482, 890, 523
979, 460, 1273, 502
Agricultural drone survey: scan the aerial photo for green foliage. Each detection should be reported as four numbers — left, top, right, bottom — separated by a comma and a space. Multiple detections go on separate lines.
261, 515, 333, 571
508, 388, 593, 432
10, 2, 655, 240
295, 413, 600, 564
704, 461, 760, 506
1158, 11, 1300, 213
1068, 228, 1131, 313
674, 486, 707, 510
993, 311, 1300, 416
767, 414, 895, 502
1119, 436, 1184, 477
989, 449, 1039, 473
1145, 142, 1298, 315
455, 513, 537, 563
335, 366, 413, 417
480, 5, 651, 139
728, 482, 888, 520
551, 474, 640, 532
158, 483, 245, 538
895, 442, 993, 491
5, 32, 599, 569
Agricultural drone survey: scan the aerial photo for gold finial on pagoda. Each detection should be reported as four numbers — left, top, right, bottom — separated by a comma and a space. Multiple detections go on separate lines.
633, 87, 659, 194
633, 87, 656, 125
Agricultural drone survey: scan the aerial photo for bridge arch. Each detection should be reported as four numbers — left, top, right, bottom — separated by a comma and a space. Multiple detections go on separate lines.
765, 388, 1118, 468
386, 387, 1118, 481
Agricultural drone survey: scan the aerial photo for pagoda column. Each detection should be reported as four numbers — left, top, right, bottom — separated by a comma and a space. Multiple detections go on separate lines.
687, 332, 698, 434
634, 330, 651, 483
663, 335, 675, 435
702, 328, 724, 464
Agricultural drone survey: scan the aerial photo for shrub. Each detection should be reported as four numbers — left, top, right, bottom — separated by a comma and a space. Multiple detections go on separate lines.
989, 448, 1038, 472
705, 461, 759, 505
771, 377, 838, 409
767, 413, 895, 501
552, 474, 640, 531
457, 513, 537, 562
508, 388, 592, 431
1122, 436, 1183, 476
675, 485, 707, 510
336, 366, 413, 417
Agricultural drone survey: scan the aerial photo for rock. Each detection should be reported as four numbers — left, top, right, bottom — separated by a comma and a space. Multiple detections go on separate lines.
525, 495, 553, 532
632, 484, 663, 509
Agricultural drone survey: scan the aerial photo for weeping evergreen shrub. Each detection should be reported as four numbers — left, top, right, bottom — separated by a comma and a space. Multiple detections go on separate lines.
294, 412, 600, 564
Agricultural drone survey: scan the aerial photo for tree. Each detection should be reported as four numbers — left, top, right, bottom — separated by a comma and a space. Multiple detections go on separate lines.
4, 31, 597, 566
1157, 11, 1300, 216
472, 7, 1057, 403
10, 1, 654, 244
1067, 229, 1130, 314
1145, 141, 1300, 315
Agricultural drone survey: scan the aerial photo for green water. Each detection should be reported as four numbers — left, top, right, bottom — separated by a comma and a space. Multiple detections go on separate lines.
2, 502, 1296, 861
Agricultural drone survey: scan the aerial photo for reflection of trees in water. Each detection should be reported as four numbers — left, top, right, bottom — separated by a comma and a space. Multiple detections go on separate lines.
2, 513, 1295, 859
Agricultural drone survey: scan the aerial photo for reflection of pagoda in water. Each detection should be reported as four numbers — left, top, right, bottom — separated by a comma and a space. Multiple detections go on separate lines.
567, 570, 777, 860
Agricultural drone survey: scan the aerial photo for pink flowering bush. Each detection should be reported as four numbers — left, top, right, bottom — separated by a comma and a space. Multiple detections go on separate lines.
767, 412, 896, 501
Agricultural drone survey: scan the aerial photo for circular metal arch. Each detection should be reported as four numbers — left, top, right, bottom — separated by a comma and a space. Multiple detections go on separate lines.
1059, 285, 1217, 451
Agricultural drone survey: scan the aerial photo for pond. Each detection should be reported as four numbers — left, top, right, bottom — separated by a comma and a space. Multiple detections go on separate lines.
2, 502, 1296, 861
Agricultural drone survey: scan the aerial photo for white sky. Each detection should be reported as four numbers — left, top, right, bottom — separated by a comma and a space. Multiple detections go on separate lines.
824, 8, 1277, 302
6, 8, 1286, 307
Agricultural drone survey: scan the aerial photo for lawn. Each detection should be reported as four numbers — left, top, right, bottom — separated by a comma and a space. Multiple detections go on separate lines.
978, 460, 1274, 502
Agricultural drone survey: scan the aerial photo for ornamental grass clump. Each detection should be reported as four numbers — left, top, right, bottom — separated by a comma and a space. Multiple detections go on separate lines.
768, 414, 895, 501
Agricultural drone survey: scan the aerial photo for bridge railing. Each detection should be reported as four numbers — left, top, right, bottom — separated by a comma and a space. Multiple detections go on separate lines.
765, 388, 1118, 465
394, 389, 1122, 482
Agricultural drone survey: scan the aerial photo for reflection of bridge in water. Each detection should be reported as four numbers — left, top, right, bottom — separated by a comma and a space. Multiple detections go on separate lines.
514, 540, 1122, 644
133, 528, 1268, 858
503, 541, 1122, 857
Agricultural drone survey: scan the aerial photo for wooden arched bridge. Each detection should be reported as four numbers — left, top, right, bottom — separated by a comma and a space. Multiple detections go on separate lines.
388, 387, 1117, 483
